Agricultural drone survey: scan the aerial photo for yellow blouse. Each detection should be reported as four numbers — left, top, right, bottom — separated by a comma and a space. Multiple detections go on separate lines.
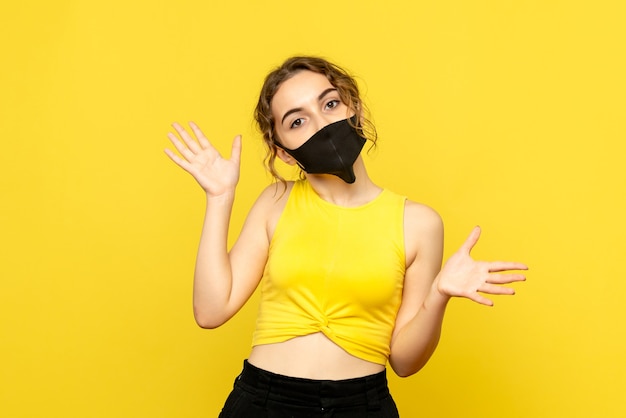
252, 179, 406, 365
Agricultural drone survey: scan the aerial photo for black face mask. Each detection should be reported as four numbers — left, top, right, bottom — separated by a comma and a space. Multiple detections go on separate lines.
276, 116, 366, 184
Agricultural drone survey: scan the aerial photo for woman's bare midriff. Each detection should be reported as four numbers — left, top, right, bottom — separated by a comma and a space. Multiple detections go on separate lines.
247, 332, 386, 380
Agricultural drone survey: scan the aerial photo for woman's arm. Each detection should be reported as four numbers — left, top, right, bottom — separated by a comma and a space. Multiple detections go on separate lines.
165, 122, 272, 329
389, 204, 527, 377
389, 202, 445, 377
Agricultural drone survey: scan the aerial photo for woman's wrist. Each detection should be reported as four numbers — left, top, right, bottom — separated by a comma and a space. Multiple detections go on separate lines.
205, 189, 236, 204
426, 278, 452, 310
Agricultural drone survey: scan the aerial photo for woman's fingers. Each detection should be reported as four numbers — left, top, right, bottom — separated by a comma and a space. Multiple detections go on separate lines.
189, 121, 212, 149
438, 227, 527, 305
460, 226, 482, 254
172, 121, 221, 159
485, 273, 527, 285
167, 122, 227, 166
165, 122, 241, 170
164, 147, 192, 171
477, 283, 516, 296
487, 261, 529, 273
166, 132, 196, 162
467, 283, 516, 306
230, 135, 242, 165
171, 122, 203, 154
467, 292, 494, 307
164, 122, 242, 195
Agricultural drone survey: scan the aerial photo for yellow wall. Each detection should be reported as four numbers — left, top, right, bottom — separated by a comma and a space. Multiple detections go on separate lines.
1, 1, 624, 416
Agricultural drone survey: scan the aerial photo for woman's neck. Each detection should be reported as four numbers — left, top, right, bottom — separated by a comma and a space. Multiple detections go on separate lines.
305, 158, 381, 207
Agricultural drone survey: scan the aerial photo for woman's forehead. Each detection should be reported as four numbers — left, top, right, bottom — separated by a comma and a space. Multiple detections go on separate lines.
271, 71, 334, 114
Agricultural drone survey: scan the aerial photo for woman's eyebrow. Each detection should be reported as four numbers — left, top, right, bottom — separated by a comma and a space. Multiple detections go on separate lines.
281, 88, 338, 125
317, 87, 338, 101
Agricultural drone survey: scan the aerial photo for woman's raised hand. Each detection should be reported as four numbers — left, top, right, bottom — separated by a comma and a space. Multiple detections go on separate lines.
164, 122, 242, 197
436, 226, 528, 306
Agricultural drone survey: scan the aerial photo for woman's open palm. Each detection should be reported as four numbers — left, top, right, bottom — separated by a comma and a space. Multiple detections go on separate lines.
164, 122, 241, 197
436, 226, 528, 306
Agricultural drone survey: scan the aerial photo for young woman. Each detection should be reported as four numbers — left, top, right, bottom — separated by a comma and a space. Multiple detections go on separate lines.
165, 56, 527, 417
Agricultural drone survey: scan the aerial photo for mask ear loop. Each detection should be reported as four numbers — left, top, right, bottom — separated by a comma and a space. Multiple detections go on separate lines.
271, 132, 306, 172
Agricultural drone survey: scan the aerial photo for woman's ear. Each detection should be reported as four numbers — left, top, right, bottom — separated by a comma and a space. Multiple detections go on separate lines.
276, 148, 298, 166
347, 102, 362, 125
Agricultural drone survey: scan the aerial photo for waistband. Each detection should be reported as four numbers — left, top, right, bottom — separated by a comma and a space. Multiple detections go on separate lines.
235, 360, 390, 410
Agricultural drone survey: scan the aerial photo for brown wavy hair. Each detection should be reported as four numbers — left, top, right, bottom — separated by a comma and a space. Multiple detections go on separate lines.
254, 56, 377, 185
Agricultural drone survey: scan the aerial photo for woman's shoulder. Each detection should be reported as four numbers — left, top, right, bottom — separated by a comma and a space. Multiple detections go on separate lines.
249, 181, 297, 231
404, 199, 443, 246
403, 199, 443, 229
256, 180, 296, 206
402, 199, 444, 260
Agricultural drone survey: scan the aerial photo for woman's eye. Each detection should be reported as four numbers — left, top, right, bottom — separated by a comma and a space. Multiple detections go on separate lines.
290, 118, 303, 129
325, 100, 340, 109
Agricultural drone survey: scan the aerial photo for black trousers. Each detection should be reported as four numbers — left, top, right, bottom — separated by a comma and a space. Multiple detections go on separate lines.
218, 360, 400, 417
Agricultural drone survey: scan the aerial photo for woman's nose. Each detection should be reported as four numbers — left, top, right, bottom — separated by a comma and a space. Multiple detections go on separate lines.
310, 113, 334, 133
